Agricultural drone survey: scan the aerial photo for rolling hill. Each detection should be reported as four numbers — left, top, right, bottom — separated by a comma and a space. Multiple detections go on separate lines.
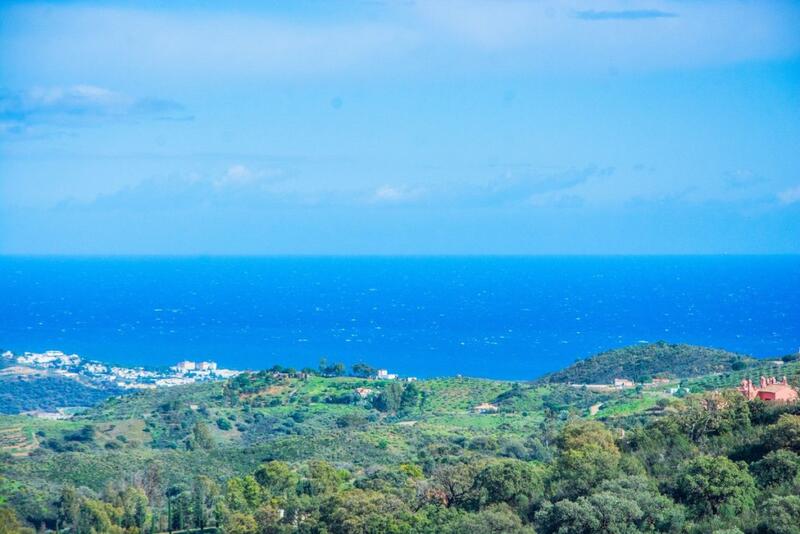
537, 341, 756, 384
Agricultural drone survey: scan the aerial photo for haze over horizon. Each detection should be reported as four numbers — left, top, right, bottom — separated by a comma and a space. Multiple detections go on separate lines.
2, 0, 799, 255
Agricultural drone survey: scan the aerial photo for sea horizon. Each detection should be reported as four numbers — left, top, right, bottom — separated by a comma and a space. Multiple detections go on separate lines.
2, 255, 797, 380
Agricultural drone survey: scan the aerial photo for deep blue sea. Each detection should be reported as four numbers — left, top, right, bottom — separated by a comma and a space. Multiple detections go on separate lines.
0, 256, 798, 379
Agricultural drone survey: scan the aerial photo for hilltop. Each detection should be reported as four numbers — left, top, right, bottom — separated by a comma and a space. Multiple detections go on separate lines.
537, 342, 756, 385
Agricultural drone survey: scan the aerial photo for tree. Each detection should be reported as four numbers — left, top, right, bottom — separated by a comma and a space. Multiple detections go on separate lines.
473, 459, 544, 513
597, 477, 685, 533
751, 449, 800, 488
165, 485, 185, 533
536, 498, 602, 534
319, 358, 346, 377
64, 425, 96, 443
400, 382, 422, 413
226, 478, 249, 513
192, 476, 218, 530
254, 503, 284, 534
430, 463, 480, 508
225, 512, 258, 534
241, 475, 263, 510
374, 382, 404, 413
254, 461, 298, 497
213, 499, 230, 529
304, 460, 346, 496
352, 363, 376, 378
328, 362, 346, 377
673, 455, 756, 518
190, 421, 215, 450
764, 415, 800, 453
120, 487, 149, 530
57, 485, 81, 531
551, 420, 621, 499
77, 499, 120, 534
441, 503, 535, 534
0, 507, 24, 534
171, 491, 192, 532
757, 495, 800, 534
321, 489, 412, 534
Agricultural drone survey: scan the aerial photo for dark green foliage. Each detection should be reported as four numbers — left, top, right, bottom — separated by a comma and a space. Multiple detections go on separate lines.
373, 382, 404, 413
352, 363, 376, 378
0, 376, 124, 414
473, 459, 544, 512
64, 425, 95, 443
550, 420, 621, 499
400, 382, 422, 413
763, 415, 800, 453
751, 450, 800, 488
672, 455, 756, 518
757, 495, 800, 534
540, 342, 754, 384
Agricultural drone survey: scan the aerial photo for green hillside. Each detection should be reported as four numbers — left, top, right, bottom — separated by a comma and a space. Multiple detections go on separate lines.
2, 347, 799, 534
0, 373, 123, 415
538, 341, 756, 384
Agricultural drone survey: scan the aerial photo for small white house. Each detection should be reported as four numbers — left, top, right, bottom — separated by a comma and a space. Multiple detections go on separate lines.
376, 369, 398, 380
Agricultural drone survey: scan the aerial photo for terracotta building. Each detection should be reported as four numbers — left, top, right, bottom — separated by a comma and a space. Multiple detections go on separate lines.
738, 376, 799, 402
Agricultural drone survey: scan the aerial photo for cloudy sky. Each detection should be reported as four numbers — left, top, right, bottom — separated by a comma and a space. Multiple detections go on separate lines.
1, 0, 799, 254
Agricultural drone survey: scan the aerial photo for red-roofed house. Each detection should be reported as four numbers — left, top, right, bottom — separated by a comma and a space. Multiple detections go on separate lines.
738, 376, 798, 402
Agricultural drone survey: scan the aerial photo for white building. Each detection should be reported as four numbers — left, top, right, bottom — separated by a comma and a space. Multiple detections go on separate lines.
173, 360, 197, 373
213, 369, 241, 378
17, 350, 80, 368
155, 377, 195, 387
84, 363, 108, 374
376, 369, 398, 380
198, 361, 218, 371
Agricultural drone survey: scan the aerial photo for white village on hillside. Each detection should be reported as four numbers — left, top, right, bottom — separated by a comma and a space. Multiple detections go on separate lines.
1, 349, 240, 389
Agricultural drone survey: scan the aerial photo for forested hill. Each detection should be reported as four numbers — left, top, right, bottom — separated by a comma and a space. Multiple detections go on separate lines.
538, 342, 756, 384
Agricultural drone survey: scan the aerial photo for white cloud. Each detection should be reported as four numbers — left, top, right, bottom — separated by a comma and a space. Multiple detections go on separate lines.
370, 185, 426, 204
413, 0, 800, 70
0, 84, 192, 131
212, 164, 287, 190
214, 164, 256, 188
778, 185, 800, 205
3, 1, 799, 82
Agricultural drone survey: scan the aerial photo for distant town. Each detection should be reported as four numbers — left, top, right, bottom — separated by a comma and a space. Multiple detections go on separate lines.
0, 349, 241, 389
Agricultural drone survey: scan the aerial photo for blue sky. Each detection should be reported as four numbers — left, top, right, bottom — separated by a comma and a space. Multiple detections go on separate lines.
1, 0, 799, 254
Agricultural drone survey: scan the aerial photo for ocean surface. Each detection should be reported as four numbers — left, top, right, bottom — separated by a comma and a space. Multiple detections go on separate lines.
0, 256, 798, 379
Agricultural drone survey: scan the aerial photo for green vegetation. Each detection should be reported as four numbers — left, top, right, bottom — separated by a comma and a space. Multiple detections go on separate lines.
539, 342, 757, 384
0, 375, 122, 415
1, 344, 799, 533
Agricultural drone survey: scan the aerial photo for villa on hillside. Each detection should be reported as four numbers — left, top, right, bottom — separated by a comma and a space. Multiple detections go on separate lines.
355, 387, 373, 398
473, 403, 499, 414
738, 376, 798, 402
376, 369, 398, 380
